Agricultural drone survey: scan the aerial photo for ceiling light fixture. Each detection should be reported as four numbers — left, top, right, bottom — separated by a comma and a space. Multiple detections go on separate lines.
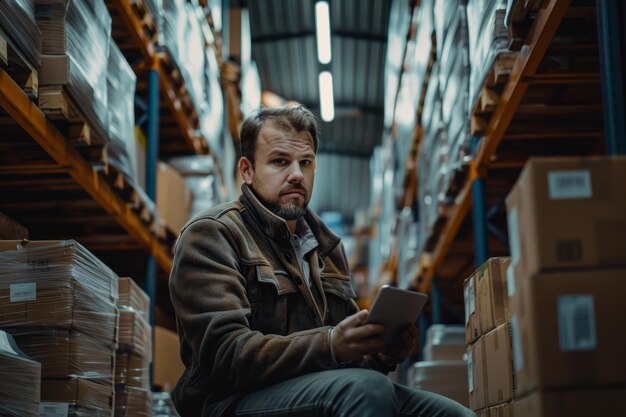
319, 71, 335, 122
315, 1, 331, 64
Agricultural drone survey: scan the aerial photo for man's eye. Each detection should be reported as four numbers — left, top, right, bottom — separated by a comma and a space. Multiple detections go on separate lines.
273, 159, 288, 165
301, 160, 312, 166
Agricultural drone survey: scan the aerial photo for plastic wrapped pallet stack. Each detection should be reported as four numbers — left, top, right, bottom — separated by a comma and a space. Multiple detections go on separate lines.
417, 59, 444, 249
435, 0, 471, 183
0, 240, 119, 417
410, 325, 469, 407
466, 0, 509, 110
107, 40, 138, 185
0, 0, 41, 68
0, 330, 41, 417
115, 277, 153, 417
35, 0, 112, 143
505, 156, 626, 416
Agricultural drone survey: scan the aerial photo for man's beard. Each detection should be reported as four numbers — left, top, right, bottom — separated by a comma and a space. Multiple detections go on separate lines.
269, 199, 307, 220
252, 181, 308, 220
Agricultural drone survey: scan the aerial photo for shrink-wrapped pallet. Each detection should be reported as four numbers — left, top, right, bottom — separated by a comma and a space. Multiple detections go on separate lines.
0, 330, 41, 417
107, 40, 137, 184
35, 0, 112, 141
0, 0, 42, 67
467, 0, 509, 109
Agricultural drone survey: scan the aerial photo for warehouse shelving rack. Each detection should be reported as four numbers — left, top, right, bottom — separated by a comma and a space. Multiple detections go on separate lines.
392, 0, 625, 321
0, 1, 232, 328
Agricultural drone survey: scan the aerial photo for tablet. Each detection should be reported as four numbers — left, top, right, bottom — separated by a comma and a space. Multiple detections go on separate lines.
365, 285, 429, 343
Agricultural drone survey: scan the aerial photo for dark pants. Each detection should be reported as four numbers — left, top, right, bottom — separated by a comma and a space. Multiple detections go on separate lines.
234, 368, 476, 417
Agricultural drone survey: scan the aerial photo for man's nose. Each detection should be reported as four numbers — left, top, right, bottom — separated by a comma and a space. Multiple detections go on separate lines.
287, 162, 304, 183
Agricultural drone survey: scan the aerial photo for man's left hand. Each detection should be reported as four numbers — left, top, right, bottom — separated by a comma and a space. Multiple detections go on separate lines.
377, 324, 418, 366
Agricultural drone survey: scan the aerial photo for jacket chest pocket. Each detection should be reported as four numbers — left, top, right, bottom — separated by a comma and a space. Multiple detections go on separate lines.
321, 272, 357, 325
247, 264, 297, 335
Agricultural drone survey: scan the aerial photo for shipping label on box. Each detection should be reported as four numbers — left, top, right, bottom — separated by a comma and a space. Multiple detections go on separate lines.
468, 339, 487, 411
509, 268, 626, 396
505, 157, 626, 292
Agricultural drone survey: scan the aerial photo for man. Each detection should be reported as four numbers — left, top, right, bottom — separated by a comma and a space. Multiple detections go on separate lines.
169, 105, 475, 417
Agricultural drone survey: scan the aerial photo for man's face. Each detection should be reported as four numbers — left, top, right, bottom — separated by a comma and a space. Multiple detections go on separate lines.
240, 123, 316, 220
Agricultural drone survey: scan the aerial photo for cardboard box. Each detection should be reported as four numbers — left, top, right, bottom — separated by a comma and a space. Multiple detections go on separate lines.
489, 402, 513, 417
153, 325, 184, 391
484, 323, 515, 406
0, 212, 29, 239
467, 339, 487, 411
513, 387, 626, 417
412, 360, 469, 407
0, 330, 40, 417
118, 277, 150, 323
41, 378, 114, 416
465, 258, 510, 344
476, 409, 489, 417
0, 239, 119, 302
115, 351, 150, 389
157, 161, 192, 233
11, 329, 115, 380
118, 308, 152, 360
115, 386, 153, 417
510, 269, 626, 396
0, 285, 119, 347
506, 157, 626, 294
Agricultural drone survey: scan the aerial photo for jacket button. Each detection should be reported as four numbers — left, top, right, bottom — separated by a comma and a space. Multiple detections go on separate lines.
284, 252, 292, 262
294, 276, 303, 285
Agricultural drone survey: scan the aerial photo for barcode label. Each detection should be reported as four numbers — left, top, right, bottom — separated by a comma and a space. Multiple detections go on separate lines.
467, 350, 474, 392
558, 295, 597, 351
506, 265, 516, 297
0, 331, 18, 355
511, 315, 524, 371
39, 402, 69, 417
548, 170, 592, 200
507, 207, 521, 267
10, 282, 36, 302
464, 277, 475, 324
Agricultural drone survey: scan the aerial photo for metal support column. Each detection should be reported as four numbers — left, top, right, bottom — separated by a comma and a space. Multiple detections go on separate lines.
597, 0, 626, 155
471, 136, 489, 266
145, 66, 160, 327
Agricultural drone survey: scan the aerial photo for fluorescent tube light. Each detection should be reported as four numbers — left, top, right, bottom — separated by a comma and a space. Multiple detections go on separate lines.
315, 1, 331, 64
319, 71, 335, 122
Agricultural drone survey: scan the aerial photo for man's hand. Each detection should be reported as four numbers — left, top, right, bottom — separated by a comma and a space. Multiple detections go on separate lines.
376, 324, 418, 366
331, 310, 387, 363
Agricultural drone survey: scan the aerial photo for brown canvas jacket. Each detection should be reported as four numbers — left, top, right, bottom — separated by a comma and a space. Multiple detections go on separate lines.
169, 184, 361, 417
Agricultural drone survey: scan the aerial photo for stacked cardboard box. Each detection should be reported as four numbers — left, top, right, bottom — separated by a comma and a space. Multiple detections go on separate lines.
115, 277, 152, 417
506, 156, 626, 416
0, 330, 41, 416
410, 325, 469, 406
0, 240, 119, 417
464, 257, 515, 415
157, 161, 192, 233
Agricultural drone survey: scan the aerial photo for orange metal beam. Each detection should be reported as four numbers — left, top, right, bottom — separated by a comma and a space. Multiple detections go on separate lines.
475, 0, 571, 170
0, 69, 172, 273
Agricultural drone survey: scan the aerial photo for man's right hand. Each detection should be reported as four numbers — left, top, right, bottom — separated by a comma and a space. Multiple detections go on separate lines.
331, 310, 387, 364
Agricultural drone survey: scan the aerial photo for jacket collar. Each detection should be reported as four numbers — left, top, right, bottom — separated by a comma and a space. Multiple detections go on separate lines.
239, 184, 341, 258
